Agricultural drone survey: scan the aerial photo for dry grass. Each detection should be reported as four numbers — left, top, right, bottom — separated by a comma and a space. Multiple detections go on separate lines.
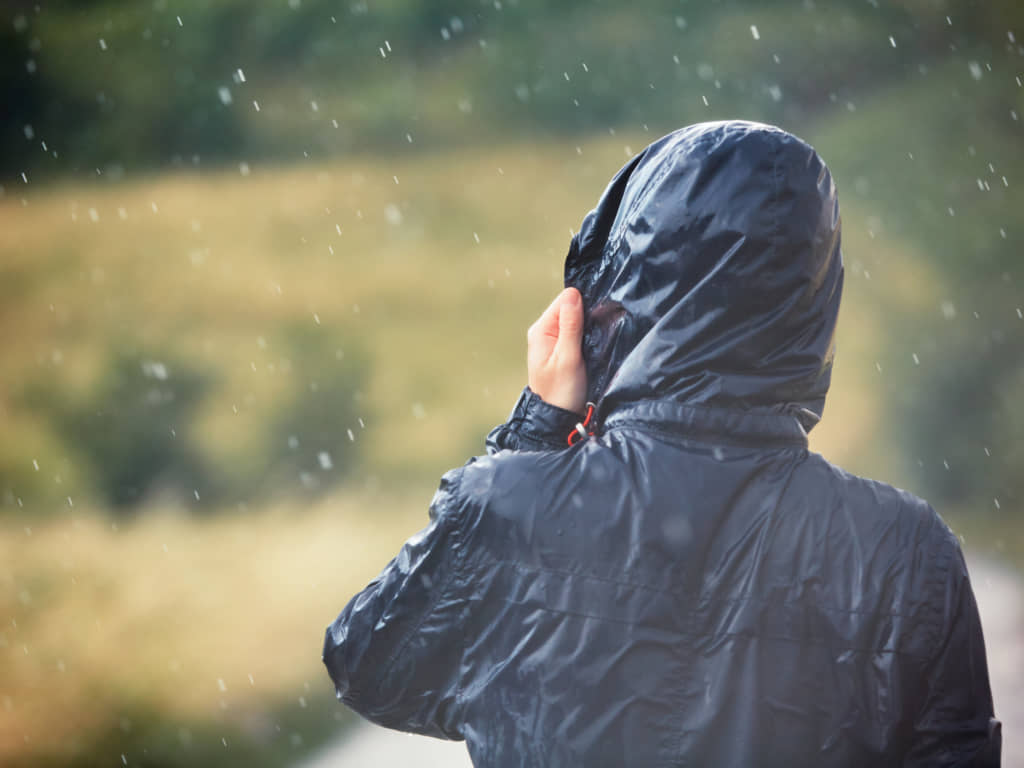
0, 490, 432, 763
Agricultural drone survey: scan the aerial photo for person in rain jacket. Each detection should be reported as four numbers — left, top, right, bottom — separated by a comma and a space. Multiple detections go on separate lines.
323, 120, 1001, 766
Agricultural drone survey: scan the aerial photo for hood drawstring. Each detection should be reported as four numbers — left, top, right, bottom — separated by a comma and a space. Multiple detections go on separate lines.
567, 402, 597, 447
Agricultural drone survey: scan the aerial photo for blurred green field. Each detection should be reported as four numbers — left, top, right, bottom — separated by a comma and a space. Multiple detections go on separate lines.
0, 133, 1015, 766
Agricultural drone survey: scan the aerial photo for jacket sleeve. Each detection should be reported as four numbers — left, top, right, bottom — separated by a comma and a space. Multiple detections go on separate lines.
904, 530, 1002, 766
322, 468, 470, 739
485, 386, 582, 454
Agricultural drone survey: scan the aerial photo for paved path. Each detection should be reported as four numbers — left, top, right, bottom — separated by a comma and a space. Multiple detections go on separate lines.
972, 556, 1023, 767
301, 555, 1021, 768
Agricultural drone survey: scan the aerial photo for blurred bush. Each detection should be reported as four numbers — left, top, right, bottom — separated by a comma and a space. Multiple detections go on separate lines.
259, 324, 367, 499
11, 332, 367, 515
34, 347, 214, 511
5, 1, 1019, 173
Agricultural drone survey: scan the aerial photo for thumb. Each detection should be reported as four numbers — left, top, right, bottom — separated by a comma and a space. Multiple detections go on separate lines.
555, 288, 584, 359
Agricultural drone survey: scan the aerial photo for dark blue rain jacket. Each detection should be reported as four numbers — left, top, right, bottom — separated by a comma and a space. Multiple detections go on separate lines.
323, 121, 1000, 766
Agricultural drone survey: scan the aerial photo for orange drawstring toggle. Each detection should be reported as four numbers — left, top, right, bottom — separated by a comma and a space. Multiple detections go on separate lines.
567, 402, 597, 447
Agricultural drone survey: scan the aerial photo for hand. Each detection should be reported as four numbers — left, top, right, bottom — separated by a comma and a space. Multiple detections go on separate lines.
527, 287, 588, 414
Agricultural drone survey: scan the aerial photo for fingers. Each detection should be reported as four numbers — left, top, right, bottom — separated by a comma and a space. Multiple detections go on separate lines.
529, 291, 564, 344
555, 288, 584, 361
526, 288, 588, 414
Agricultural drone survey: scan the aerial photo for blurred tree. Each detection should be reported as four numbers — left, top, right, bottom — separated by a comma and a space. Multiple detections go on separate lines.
260, 324, 367, 498
28, 348, 214, 512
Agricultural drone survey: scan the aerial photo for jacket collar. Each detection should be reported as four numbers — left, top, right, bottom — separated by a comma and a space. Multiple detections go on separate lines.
600, 398, 810, 449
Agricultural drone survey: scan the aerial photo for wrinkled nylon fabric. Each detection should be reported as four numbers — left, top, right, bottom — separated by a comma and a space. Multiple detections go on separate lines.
324, 121, 1000, 767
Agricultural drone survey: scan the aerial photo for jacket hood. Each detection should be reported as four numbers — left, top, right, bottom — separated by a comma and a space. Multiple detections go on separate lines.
565, 121, 843, 432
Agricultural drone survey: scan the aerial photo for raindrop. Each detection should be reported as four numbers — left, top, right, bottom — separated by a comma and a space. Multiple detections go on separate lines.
236, 68, 246, 83
888, 35, 896, 48
98, 38, 107, 51
318, 452, 333, 470
384, 204, 402, 225
968, 61, 983, 80
750, 25, 760, 40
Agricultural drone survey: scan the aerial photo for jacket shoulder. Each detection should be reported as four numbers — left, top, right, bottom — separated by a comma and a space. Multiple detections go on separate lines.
806, 452, 951, 538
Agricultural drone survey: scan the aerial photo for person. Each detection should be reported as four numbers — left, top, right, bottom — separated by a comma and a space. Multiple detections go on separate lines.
322, 120, 1001, 766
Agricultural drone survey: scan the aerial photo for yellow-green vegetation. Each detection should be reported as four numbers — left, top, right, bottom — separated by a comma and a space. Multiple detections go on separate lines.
0, 136, 948, 766
0, 490, 429, 766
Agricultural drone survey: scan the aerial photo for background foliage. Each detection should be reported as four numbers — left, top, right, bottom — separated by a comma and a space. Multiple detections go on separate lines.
1, 1, 1021, 766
